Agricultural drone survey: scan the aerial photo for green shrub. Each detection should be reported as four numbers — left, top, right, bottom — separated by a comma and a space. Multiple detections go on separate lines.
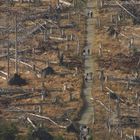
0, 121, 18, 140
54, 135, 65, 140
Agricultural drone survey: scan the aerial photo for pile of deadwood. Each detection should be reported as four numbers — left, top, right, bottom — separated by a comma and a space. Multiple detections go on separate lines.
120, 2, 140, 24
97, 52, 140, 71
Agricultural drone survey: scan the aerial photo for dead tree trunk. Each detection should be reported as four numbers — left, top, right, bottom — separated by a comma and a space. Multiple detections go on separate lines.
137, 95, 140, 113
116, 99, 120, 118
98, 43, 103, 57
32, 48, 36, 72
99, 69, 105, 91
96, 17, 101, 28
97, 0, 103, 9
76, 38, 80, 55
43, 29, 47, 42
7, 44, 10, 80
15, 15, 18, 74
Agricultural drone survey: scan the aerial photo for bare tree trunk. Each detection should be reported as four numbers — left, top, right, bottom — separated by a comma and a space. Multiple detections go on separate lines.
7, 44, 10, 80
99, 70, 105, 91
15, 15, 18, 74
43, 29, 47, 42
116, 99, 120, 118
96, 17, 101, 28
32, 48, 36, 72
137, 96, 140, 113
99, 43, 103, 57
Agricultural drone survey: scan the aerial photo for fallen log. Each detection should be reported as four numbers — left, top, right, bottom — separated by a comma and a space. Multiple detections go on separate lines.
6, 109, 37, 113
27, 117, 37, 129
106, 87, 124, 102
106, 76, 140, 85
10, 58, 40, 73
12, 102, 51, 106
116, 1, 138, 20
28, 113, 68, 129
49, 36, 67, 41
95, 99, 114, 113
59, 0, 72, 7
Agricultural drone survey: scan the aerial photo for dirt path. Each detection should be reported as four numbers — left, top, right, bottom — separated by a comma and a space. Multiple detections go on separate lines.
79, 0, 95, 125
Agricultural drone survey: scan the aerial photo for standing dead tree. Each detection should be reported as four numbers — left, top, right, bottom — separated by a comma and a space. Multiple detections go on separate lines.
97, 69, 105, 91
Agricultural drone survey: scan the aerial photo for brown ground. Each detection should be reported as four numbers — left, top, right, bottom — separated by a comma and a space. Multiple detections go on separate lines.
0, 1, 86, 139
92, 0, 140, 139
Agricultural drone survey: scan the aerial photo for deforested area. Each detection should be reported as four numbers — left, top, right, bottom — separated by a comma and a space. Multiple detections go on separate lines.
2, 0, 140, 139
92, 0, 140, 139
0, 0, 87, 139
